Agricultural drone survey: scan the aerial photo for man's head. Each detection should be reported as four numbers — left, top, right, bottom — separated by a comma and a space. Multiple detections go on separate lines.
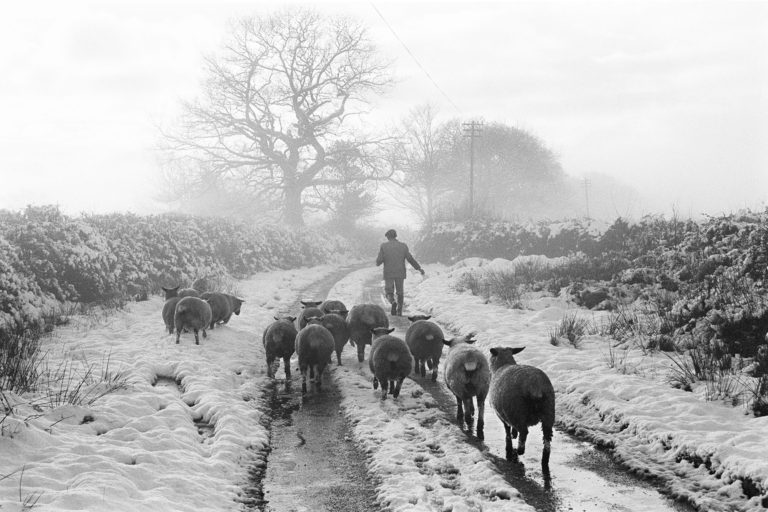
385, 229, 397, 240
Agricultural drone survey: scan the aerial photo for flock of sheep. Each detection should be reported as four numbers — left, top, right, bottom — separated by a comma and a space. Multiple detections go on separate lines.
159, 284, 556, 475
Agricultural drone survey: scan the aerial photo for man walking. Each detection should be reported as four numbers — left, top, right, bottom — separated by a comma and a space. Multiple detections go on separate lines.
376, 229, 425, 316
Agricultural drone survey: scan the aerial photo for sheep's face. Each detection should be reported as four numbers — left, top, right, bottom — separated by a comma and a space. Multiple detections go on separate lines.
231, 297, 244, 315
489, 346, 525, 371
371, 327, 395, 339
443, 332, 477, 348
161, 286, 180, 299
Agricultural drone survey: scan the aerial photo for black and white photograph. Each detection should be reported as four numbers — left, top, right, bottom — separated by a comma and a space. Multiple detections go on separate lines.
0, 1, 766, 511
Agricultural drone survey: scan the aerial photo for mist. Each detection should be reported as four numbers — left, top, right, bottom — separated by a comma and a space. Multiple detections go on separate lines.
0, 1, 765, 226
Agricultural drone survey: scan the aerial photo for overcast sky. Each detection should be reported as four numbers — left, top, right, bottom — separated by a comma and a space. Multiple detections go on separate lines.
0, 1, 766, 221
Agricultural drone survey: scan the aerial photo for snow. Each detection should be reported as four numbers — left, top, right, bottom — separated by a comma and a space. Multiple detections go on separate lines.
404, 258, 768, 512
2, 258, 767, 511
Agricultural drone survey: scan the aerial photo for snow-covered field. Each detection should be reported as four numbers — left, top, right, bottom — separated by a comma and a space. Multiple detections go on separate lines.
0, 265, 341, 511
2, 258, 767, 512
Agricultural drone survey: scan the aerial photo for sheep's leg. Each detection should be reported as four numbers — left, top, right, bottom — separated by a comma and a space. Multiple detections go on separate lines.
372, 376, 379, 390
462, 397, 474, 432
283, 356, 291, 379
266, 355, 275, 378
392, 376, 405, 399
476, 395, 486, 441
175, 331, 181, 344
315, 364, 323, 391
542, 421, 553, 475
209, 321, 215, 330
455, 397, 464, 426
194, 329, 200, 345
300, 366, 308, 394
202, 328, 207, 339
336, 350, 342, 366
503, 424, 516, 461
431, 358, 439, 382
357, 343, 365, 363
419, 359, 426, 377
517, 426, 528, 455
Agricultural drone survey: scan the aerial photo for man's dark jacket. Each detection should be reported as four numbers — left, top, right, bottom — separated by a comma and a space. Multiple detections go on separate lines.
376, 239, 422, 279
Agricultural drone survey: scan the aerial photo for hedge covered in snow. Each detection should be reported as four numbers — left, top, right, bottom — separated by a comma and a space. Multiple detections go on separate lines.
0, 205, 351, 337
416, 211, 768, 362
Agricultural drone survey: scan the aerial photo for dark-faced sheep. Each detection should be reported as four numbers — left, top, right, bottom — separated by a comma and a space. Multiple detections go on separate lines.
263, 316, 298, 379
161, 297, 182, 334
347, 304, 389, 363
369, 327, 413, 400
191, 276, 212, 293
443, 333, 488, 439
319, 299, 349, 318
162, 285, 199, 299
174, 296, 213, 345
297, 300, 323, 330
314, 313, 350, 365
405, 315, 444, 381
489, 346, 555, 475
295, 321, 335, 394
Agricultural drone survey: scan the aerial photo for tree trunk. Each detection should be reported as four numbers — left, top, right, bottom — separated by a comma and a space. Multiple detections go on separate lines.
284, 184, 304, 227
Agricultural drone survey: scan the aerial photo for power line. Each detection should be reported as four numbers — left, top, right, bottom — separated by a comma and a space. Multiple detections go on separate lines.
369, 2, 462, 115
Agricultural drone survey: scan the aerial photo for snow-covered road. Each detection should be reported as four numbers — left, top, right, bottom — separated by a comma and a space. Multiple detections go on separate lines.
2, 259, 765, 511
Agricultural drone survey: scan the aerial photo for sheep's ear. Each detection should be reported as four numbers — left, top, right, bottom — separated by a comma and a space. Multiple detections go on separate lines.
288, 316, 296, 322
273, 316, 280, 321
386, 327, 395, 334
464, 336, 477, 345
407, 315, 418, 322
490, 347, 500, 357
442, 338, 452, 346
300, 300, 311, 307
511, 347, 525, 354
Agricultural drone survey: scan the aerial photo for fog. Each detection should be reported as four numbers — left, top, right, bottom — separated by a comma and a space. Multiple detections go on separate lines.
0, 1, 765, 227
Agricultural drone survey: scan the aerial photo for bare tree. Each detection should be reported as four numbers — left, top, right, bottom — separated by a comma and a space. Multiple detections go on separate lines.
390, 104, 458, 229
160, 9, 393, 226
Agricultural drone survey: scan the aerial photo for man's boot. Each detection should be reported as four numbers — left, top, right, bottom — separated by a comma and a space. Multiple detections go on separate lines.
396, 302, 403, 316
391, 302, 398, 315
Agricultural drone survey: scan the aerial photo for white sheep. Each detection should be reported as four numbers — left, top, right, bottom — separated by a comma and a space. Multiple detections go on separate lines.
174, 296, 213, 345
405, 314, 444, 381
369, 327, 413, 400
489, 346, 555, 475
443, 332, 488, 439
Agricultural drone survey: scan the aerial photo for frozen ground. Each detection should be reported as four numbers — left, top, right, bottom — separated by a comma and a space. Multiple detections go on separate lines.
2, 259, 766, 511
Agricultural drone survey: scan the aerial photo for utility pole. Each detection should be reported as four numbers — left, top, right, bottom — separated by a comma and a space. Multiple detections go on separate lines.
462, 121, 483, 218
583, 177, 591, 219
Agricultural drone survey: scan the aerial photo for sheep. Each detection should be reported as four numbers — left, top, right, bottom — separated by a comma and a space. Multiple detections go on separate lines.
295, 321, 335, 394
161, 285, 180, 300
297, 300, 323, 330
161, 297, 182, 334
262, 316, 298, 379
319, 299, 349, 318
174, 296, 213, 345
443, 333, 488, 439
191, 276, 212, 293
368, 327, 413, 399
313, 313, 350, 365
162, 285, 199, 299
347, 303, 389, 363
202, 292, 244, 329
405, 315, 445, 381
489, 346, 555, 475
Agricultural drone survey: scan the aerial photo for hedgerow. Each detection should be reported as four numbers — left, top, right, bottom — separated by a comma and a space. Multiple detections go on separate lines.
0, 205, 351, 339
